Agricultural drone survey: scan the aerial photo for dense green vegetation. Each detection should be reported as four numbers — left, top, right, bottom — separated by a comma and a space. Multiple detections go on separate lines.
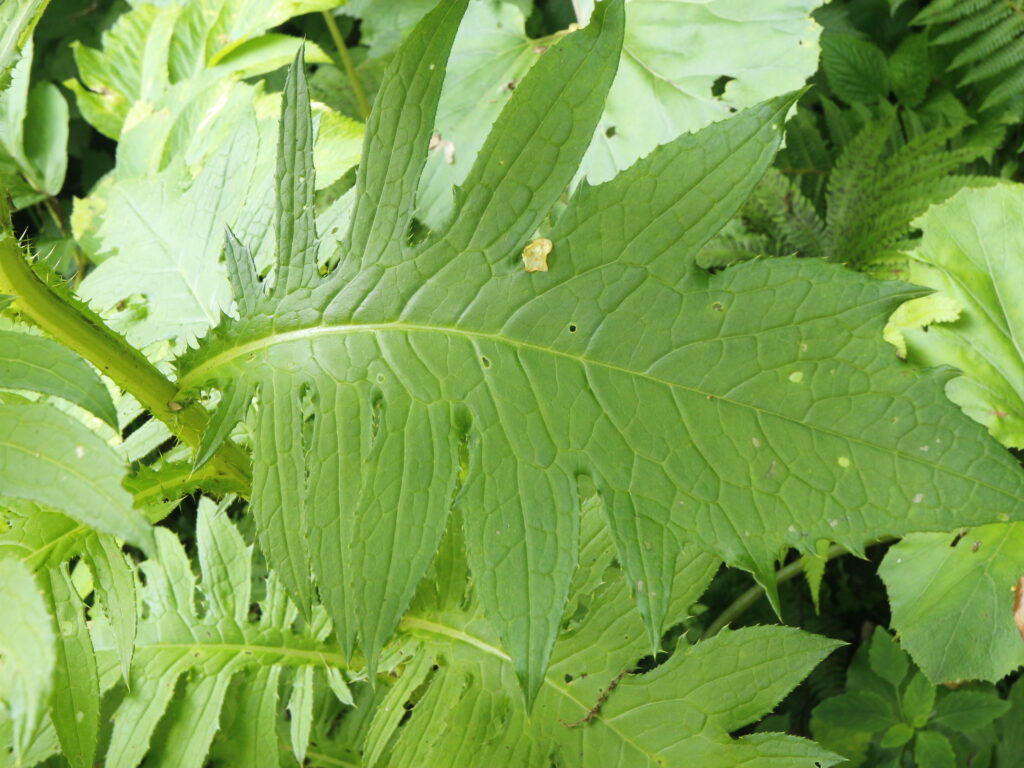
1, 0, 1024, 766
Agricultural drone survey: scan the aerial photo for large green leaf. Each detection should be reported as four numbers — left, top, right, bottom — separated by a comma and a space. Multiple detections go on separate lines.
336, 513, 839, 768
881, 184, 1024, 683
0, 556, 54, 765
888, 184, 1024, 449
178, 0, 1024, 706
415, 0, 824, 229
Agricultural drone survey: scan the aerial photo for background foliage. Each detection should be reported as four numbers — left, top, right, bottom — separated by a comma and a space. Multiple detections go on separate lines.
2, 0, 1024, 766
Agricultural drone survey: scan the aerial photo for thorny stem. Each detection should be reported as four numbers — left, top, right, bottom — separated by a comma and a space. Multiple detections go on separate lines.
701, 538, 895, 640
0, 199, 252, 493
38, 195, 88, 288
322, 10, 371, 121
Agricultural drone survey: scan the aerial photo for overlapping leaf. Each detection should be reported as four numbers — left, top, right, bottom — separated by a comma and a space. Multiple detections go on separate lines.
93, 499, 354, 768
178, 0, 1024, 704
415, 0, 825, 229
0, 556, 54, 766
374, 569, 841, 767
0, 40, 68, 210
0, 0, 50, 92
65, 0, 334, 140
67, 0, 362, 350
882, 184, 1024, 683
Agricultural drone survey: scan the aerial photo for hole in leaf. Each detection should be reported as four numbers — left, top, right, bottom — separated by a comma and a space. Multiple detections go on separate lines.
711, 75, 735, 97
605, 125, 616, 138
568, 324, 577, 333
481, 356, 491, 368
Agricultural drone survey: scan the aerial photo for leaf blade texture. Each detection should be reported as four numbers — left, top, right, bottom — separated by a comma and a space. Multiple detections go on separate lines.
180, 0, 1024, 702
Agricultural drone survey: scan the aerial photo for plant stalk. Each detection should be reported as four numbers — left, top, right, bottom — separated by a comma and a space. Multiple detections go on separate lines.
0, 206, 252, 492
701, 541, 894, 640
322, 10, 371, 121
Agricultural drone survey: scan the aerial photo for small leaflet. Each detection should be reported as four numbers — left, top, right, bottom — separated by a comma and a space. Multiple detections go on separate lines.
522, 237, 552, 272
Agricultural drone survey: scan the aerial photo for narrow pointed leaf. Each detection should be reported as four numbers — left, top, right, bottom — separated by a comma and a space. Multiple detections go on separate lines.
193, 379, 252, 471
0, 556, 55, 765
288, 665, 314, 764
273, 48, 318, 297
0, 404, 154, 551
345, 0, 469, 267
0, 330, 117, 426
83, 534, 137, 684
41, 564, 99, 768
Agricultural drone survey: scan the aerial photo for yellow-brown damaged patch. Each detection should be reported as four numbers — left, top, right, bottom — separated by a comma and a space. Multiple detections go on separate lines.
522, 237, 552, 272
1014, 575, 1024, 640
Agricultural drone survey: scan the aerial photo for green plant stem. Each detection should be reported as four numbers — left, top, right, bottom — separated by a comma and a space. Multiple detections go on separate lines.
0, 213, 252, 493
322, 10, 371, 121
701, 540, 893, 640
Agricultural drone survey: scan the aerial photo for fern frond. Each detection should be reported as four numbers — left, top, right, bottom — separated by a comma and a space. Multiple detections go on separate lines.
744, 168, 828, 260
824, 117, 989, 267
916, 0, 1024, 109
93, 499, 360, 768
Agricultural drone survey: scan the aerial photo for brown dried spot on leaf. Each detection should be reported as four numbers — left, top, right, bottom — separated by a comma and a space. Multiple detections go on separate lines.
522, 237, 552, 272
1014, 576, 1024, 640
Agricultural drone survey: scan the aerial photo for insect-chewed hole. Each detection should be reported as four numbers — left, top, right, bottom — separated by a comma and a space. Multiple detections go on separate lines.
711, 75, 735, 98
481, 356, 491, 368
712, 302, 725, 312
568, 323, 578, 333
605, 125, 616, 138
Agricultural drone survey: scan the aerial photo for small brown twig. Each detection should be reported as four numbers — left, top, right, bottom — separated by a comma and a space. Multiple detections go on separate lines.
560, 669, 629, 728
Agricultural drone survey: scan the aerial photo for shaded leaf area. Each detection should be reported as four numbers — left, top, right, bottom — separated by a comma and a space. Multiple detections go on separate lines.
812, 626, 1014, 767
178, 0, 1024, 704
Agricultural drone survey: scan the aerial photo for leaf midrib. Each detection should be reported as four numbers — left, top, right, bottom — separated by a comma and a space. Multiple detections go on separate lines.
180, 321, 1018, 500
